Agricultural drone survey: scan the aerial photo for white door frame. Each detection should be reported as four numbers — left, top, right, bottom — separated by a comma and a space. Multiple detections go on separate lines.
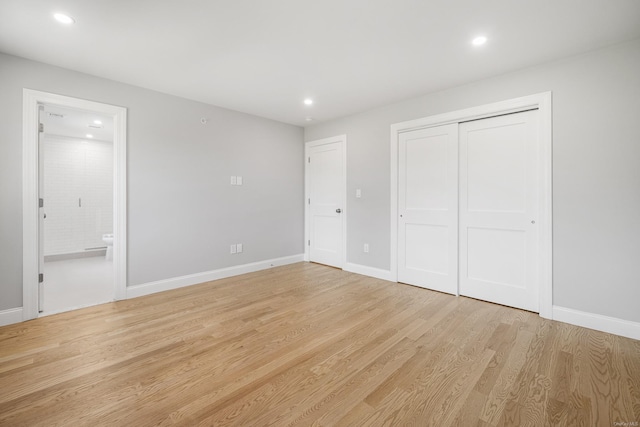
22, 89, 128, 320
304, 135, 347, 267
390, 92, 553, 318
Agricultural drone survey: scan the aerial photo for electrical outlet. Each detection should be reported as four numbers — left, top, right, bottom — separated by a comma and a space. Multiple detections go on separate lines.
364, 243, 369, 253
230, 244, 237, 254
237, 176, 243, 185
230, 176, 237, 185
237, 243, 243, 253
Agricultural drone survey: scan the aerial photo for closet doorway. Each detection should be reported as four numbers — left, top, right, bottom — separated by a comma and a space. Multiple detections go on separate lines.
391, 93, 552, 316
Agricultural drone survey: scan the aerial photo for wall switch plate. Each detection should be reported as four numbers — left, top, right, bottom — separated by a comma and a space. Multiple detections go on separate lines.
364, 243, 369, 253
231, 176, 237, 185
237, 176, 243, 185
230, 244, 237, 254
237, 243, 243, 253
356, 189, 362, 198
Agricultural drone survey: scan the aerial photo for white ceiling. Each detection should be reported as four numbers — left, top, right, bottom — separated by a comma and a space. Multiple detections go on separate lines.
1, 1, 639, 126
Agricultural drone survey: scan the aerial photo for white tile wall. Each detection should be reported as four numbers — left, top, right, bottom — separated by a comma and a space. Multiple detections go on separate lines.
43, 136, 113, 256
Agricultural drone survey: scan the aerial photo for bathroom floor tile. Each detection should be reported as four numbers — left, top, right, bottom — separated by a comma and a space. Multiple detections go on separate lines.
41, 256, 114, 316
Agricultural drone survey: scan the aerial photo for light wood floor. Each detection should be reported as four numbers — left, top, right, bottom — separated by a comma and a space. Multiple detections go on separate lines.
1, 263, 638, 426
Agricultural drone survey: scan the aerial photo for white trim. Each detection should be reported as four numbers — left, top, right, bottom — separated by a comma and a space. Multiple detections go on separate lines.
304, 135, 347, 268
390, 92, 553, 318
112, 97, 128, 301
0, 308, 24, 327
127, 254, 304, 299
553, 306, 640, 341
343, 263, 393, 282
22, 92, 39, 320
537, 93, 553, 320
22, 89, 128, 320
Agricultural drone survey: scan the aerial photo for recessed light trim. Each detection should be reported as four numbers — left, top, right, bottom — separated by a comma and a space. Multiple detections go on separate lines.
303, 98, 313, 106
472, 36, 487, 46
86, 134, 93, 138
53, 13, 75, 25
93, 120, 102, 125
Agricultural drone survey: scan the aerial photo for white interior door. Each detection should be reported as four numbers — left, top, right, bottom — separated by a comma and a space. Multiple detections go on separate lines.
307, 139, 344, 268
398, 124, 458, 294
459, 110, 540, 311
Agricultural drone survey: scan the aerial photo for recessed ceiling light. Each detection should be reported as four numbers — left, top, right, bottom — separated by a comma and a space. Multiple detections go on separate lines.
303, 98, 313, 106
472, 36, 487, 46
86, 134, 93, 138
305, 117, 314, 122
53, 13, 75, 25
93, 120, 102, 125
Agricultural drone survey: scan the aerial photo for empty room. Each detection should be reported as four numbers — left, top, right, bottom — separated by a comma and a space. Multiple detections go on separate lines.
1, 1, 639, 426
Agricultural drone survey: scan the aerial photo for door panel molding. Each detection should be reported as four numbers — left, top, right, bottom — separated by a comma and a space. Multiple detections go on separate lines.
304, 135, 347, 268
22, 89, 127, 320
390, 92, 552, 318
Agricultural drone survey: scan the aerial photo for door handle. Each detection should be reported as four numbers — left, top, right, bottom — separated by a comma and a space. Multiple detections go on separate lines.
336, 208, 342, 213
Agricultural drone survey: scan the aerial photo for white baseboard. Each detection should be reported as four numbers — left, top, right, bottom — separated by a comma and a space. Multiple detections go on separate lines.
553, 305, 640, 341
0, 307, 24, 327
343, 262, 394, 282
126, 254, 305, 299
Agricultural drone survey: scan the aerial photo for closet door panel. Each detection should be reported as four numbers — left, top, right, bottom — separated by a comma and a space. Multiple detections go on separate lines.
459, 110, 540, 312
398, 124, 458, 294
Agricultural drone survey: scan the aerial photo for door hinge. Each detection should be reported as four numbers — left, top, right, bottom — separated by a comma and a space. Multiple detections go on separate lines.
308, 240, 310, 246
39, 123, 44, 133
39, 273, 44, 283
39, 198, 44, 208
308, 157, 310, 163
308, 198, 310, 205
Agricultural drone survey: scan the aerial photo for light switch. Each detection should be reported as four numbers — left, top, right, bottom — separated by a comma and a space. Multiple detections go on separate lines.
237, 176, 243, 186
231, 176, 237, 185
356, 189, 362, 198
237, 243, 243, 253
230, 244, 237, 254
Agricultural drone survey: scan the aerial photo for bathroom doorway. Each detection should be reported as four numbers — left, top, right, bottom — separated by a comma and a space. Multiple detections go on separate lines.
22, 90, 127, 320
39, 104, 115, 314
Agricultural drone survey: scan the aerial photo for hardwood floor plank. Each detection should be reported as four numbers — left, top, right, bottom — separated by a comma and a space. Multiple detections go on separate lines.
450, 389, 489, 427
0, 262, 638, 426
549, 350, 573, 404
478, 326, 535, 424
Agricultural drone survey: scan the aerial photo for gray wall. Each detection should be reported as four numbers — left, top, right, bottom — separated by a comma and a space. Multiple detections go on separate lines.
0, 53, 304, 311
305, 39, 640, 323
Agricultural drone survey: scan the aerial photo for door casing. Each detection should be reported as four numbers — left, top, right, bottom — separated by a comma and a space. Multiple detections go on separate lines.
390, 92, 552, 318
22, 89, 127, 320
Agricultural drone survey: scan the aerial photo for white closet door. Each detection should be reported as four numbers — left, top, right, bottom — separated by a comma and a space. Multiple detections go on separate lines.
398, 124, 458, 294
459, 110, 539, 311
